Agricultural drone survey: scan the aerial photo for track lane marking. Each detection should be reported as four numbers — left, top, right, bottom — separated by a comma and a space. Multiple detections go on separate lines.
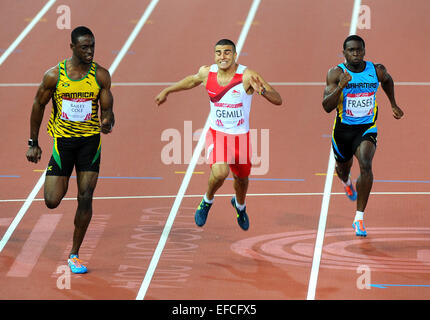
0, 0, 57, 67
135, 0, 262, 300
306, 0, 362, 301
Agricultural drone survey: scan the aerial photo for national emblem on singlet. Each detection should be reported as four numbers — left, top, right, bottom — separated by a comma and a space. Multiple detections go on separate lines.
47, 59, 101, 138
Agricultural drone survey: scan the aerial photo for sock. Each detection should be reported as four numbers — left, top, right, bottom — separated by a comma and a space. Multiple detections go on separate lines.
354, 211, 364, 222
203, 193, 214, 204
342, 177, 352, 187
235, 197, 246, 210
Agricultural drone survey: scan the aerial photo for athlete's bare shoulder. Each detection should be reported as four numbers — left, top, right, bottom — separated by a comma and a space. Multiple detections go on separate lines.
94, 63, 111, 88
373, 63, 390, 82
42, 64, 60, 89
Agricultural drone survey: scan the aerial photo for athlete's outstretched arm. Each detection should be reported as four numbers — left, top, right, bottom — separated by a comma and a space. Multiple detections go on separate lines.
26, 67, 58, 163
374, 63, 404, 119
244, 69, 282, 106
97, 66, 115, 134
322, 67, 351, 113
155, 66, 209, 106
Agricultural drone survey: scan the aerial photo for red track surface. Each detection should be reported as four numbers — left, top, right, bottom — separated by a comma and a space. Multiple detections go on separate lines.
1, 0, 430, 302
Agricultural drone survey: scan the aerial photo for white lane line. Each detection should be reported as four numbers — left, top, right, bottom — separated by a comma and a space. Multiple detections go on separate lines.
1, 81, 429, 87
306, 0, 362, 301
135, 0, 262, 300
109, 0, 159, 75
0, 0, 57, 67
0, 0, 159, 253
1, 191, 429, 203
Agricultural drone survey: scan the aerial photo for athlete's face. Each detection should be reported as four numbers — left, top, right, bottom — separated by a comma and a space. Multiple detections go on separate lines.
214, 45, 237, 70
343, 40, 365, 66
71, 35, 95, 64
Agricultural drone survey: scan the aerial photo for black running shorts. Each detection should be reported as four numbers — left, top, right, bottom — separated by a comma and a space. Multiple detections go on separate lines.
46, 134, 101, 176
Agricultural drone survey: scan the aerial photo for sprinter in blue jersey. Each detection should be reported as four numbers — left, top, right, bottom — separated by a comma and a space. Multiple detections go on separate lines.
322, 35, 404, 237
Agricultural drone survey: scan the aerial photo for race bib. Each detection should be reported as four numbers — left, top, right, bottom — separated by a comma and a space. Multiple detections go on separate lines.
345, 92, 375, 117
61, 98, 92, 122
213, 102, 245, 128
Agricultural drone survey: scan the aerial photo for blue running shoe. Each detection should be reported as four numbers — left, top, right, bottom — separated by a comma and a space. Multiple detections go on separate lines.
195, 198, 212, 227
231, 196, 249, 231
68, 254, 87, 274
352, 220, 367, 237
344, 183, 357, 201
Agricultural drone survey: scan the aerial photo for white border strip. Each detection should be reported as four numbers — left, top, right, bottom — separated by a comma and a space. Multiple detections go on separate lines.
0, 0, 159, 253
135, 0, 262, 300
306, 0, 362, 300
0, 0, 57, 67
1, 81, 429, 87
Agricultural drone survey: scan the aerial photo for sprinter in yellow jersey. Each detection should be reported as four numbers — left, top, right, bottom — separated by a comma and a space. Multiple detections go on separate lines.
26, 26, 115, 274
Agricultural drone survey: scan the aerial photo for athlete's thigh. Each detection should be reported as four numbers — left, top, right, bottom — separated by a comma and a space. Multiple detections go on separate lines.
355, 140, 376, 166
76, 171, 99, 196
44, 175, 70, 204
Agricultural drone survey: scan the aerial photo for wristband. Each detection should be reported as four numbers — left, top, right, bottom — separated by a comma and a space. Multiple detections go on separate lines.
259, 87, 266, 95
28, 139, 38, 147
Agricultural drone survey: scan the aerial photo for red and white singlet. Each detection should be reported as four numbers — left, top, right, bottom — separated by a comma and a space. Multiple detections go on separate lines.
206, 64, 252, 134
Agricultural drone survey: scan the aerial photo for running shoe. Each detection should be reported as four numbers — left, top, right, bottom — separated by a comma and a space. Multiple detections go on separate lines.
195, 198, 212, 227
344, 183, 357, 201
352, 220, 367, 237
68, 254, 87, 274
231, 196, 249, 231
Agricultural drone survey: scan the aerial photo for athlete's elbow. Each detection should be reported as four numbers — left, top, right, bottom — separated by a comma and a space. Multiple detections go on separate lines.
322, 101, 333, 113
274, 98, 283, 106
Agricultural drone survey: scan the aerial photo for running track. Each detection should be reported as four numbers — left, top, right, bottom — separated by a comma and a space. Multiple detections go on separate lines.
1, 0, 430, 301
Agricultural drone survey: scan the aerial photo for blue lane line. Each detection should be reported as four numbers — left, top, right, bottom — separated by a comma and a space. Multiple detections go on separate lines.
0, 175, 20, 178
226, 178, 305, 182
371, 284, 430, 289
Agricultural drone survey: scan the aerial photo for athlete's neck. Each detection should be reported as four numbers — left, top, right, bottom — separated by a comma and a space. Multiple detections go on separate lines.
345, 60, 366, 73
69, 56, 92, 72
218, 63, 238, 75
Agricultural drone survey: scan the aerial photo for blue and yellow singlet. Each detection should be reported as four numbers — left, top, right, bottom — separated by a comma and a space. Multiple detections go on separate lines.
336, 61, 379, 126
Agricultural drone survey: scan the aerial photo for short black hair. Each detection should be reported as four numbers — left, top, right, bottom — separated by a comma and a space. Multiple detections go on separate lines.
215, 39, 236, 52
343, 35, 365, 50
71, 26, 94, 44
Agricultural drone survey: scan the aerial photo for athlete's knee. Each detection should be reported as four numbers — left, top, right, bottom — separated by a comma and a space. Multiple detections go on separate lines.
211, 165, 230, 181
45, 196, 61, 209
77, 189, 94, 210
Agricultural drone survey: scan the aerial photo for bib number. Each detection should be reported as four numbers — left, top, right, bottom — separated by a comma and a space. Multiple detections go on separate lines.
345, 92, 375, 117
61, 98, 92, 122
